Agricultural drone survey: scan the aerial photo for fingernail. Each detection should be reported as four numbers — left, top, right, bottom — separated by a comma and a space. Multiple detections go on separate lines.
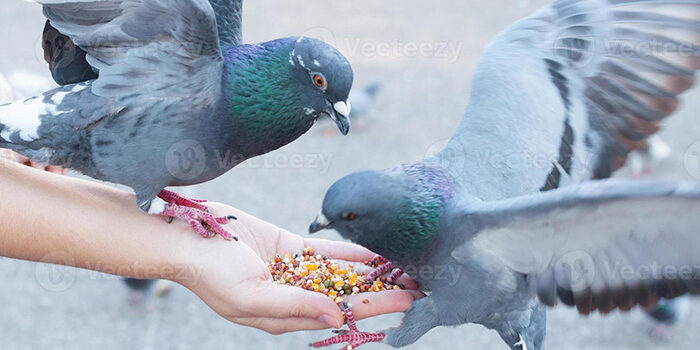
318, 314, 341, 329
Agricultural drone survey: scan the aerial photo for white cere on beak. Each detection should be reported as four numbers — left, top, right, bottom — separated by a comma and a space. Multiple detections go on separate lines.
315, 210, 331, 226
333, 101, 351, 118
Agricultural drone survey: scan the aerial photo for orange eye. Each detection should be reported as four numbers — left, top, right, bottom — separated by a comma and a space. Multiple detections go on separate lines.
313, 73, 326, 88
345, 212, 356, 221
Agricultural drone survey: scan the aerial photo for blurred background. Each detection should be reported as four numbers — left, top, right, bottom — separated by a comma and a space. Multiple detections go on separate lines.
1, 0, 699, 349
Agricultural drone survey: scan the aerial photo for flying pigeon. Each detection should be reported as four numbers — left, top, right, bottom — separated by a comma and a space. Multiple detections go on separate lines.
309, 0, 700, 349
0, 0, 354, 240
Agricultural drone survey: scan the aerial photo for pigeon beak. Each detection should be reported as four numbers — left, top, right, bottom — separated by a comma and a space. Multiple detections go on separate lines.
331, 100, 351, 136
309, 211, 332, 234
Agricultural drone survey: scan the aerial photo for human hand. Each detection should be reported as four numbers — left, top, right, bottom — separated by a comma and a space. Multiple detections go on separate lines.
0, 149, 65, 174
169, 202, 423, 335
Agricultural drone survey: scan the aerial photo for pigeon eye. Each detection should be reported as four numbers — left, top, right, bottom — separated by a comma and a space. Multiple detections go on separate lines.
345, 212, 356, 221
312, 73, 327, 89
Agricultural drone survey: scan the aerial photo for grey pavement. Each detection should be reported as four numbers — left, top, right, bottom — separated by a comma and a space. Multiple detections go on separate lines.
1, 1, 699, 349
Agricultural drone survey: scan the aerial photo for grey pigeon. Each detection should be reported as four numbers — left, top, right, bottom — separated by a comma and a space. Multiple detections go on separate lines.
0, 0, 354, 240
348, 82, 381, 118
309, 0, 700, 349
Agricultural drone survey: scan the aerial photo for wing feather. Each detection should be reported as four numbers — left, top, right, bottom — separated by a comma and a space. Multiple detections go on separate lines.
453, 180, 700, 314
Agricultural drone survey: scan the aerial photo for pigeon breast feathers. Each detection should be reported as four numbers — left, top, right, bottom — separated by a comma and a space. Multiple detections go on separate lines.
453, 180, 700, 315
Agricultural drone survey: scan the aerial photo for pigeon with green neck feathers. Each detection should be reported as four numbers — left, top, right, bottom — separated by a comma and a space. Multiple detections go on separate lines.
310, 0, 700, 349
0, 0, 353, 240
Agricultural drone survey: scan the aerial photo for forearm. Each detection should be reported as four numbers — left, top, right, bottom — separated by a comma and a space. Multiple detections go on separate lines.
0, 160, 189, 280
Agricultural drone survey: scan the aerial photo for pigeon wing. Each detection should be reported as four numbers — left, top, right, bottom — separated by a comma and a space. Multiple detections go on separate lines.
441, 0, 700, 195
452, 180, 700, 314
37, 0, 224, 102
209, 0, 243, 46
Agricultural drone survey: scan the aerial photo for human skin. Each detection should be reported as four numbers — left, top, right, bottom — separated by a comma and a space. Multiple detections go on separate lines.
0, 159, 422, 334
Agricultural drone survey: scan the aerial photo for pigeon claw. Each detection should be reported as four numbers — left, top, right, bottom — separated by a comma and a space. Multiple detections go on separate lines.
367, 255, 403, 283
311, 302, 385, 350
157, 190, 237, 241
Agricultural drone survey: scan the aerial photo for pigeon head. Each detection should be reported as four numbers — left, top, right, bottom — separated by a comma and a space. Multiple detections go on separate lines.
310, 165, 455, 262
221, 37, 353, 157
289, 36, 353, 135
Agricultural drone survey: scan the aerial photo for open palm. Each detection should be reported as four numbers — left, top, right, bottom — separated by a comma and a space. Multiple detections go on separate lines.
173, 202, 423, 334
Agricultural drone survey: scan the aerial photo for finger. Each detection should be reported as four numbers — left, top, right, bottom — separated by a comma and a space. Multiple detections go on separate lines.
304, 238, 375, 262
243, 283, 344, 326
343, 290, 425, 321
392, 273, 420, 290
236, 317, 334, 335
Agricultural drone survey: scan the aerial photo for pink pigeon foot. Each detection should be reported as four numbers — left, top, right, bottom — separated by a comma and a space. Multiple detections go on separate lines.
649, 324, 675, 341
155, 190, 238, 241
311, 302, 386, 350
128, 291, 146, 306
367, 256, 403, 285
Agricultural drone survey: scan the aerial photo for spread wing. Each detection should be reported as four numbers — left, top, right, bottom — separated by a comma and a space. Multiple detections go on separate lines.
38, 0, 223, 101
441, 0, 700, 197
452, 180, 700, 314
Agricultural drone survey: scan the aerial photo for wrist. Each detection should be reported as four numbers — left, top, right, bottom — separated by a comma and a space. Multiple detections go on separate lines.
156, 221, 210, 289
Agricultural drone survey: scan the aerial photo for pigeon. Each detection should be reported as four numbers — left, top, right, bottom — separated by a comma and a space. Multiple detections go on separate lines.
348, 82, 381, 119
644, 296, 690, 340
309, 0, 700, 349
0, 0, 354, 240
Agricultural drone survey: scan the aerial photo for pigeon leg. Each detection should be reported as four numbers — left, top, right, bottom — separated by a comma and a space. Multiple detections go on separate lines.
157, 189, 209, 211
310, 302, 385, 350
160, 203, 238, 241
152, 191, 238, 241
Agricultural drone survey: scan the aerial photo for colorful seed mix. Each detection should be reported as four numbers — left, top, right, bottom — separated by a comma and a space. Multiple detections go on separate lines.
268, 247, 401, 303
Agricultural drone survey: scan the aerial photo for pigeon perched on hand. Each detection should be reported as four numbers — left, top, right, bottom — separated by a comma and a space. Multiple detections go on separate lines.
309, 0, 700, 349
0, 0, 353, 240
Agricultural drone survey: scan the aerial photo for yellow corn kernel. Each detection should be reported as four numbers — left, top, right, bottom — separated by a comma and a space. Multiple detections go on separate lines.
349, 272, 358, 285
305, 263, 319, 271
328, 290, 338, 298
334, 280, 346, 289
